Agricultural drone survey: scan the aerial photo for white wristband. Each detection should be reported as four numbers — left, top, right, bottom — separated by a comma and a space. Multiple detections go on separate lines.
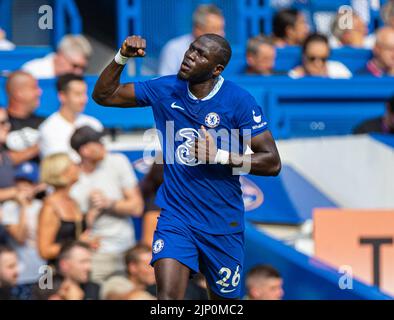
114, 49, 129, 65
214, 149, 230, 165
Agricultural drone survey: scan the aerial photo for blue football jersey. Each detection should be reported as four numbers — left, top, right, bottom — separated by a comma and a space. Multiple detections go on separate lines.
134, 75, 268, 234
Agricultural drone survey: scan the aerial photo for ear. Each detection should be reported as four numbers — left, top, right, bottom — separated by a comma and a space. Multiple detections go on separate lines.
246, 54, 255, 67
58, 91, 66, 105
213, 64, 224, 77
285, 25, 295, 40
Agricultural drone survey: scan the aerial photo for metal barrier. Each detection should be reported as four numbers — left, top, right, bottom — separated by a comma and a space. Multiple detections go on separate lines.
0, 75, 393, 138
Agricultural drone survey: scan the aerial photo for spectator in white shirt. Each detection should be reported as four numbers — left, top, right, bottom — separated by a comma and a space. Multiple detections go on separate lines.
70, 126, 144, 283
330, 11, 375, 49
289, 33, 352, 79
158, 4, 225, 76
22, 34, 92, 79
39, 74, 103, 161
1, 162, 46, 289
0, 28, 15, 51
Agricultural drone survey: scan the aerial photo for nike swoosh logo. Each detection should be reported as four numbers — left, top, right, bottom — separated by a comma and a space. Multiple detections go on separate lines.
220, 288, 236, 294
171, 102, 184, 110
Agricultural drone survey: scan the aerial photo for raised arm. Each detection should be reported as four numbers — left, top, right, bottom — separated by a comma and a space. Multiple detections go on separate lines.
92, 35, 146, 108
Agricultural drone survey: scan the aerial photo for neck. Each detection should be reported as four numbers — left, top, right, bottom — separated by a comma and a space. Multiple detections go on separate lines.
188, 77, 218, 100
80, 159, 99, 173
54, 186, 71, 197
128, 275, 145, 290
59, 106, 78, 123
7, 100, 31, 119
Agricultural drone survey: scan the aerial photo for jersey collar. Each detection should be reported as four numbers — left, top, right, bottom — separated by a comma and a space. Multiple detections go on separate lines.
187, 75, 224, 101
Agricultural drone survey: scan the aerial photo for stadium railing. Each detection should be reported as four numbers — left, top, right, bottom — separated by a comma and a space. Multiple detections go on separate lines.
1, 75, 393, 138
0, 46, 52, 74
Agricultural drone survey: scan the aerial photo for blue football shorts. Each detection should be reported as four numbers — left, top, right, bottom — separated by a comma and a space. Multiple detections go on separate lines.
151, 210, 244, 299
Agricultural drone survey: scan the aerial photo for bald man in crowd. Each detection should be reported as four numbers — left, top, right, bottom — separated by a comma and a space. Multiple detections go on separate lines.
3, 71, 44, 164
359, 26, 394, 76
158, 4, 225, 76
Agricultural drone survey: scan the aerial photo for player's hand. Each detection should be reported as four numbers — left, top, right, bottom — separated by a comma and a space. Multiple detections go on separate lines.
191, 126, 218, 164
120, 35, 146, 58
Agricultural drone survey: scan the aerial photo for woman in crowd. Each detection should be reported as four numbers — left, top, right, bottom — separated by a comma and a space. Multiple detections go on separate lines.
37, 153, 99, 262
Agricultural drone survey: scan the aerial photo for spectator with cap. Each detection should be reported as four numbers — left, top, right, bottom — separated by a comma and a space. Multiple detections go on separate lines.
0, 246, 19, 299
289, 33, 352, 79
358, 27, 394, 77
158, 4, 225, 76
245, 35, 281, 75
38, 153, 98, 263
1, 162, 46, 297
353, 95, 394, 134
22, 34, 92, 79
39, 74, 103, 162
245, 265, 284, 300
272, 8, 310, 47
330, 11, 375, 49
4, 71, 44, 164
70, 126, 144, 283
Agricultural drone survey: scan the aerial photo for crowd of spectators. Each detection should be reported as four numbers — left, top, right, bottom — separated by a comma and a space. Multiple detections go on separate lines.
0, 1, 393, 301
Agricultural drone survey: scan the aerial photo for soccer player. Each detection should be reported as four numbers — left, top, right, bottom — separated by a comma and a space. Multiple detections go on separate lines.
93, 34, 281, 300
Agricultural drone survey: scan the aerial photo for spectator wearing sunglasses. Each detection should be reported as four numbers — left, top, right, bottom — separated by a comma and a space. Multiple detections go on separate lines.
289, 33, 352, 79
22, 34, 92, 79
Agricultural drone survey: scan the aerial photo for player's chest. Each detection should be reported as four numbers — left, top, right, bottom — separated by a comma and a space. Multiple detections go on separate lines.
156, 96, 234, 132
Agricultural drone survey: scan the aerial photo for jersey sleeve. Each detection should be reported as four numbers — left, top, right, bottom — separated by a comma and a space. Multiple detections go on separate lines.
235, 92, 268, 138
133, 77, 167, 107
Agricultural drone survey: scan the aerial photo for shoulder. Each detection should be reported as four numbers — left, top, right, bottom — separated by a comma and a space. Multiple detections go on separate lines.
138, 75, 183, 92
222, 80, 255, 105
106, 152, 131, 166
22, 53, 55, 78
39, 113, 60, 132
162, 34, 193, 51
327, 60, 352, 77
76, 114, 103, 130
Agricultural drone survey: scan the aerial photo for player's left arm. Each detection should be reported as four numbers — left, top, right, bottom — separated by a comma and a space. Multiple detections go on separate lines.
229, 130, 281, 176
194, 126, 281, 176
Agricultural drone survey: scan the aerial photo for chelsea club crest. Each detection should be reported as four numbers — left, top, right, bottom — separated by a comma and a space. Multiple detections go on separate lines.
205, 112, 220, 128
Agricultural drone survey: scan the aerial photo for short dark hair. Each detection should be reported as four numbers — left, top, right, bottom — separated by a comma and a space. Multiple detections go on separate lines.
273, 9, 300, 39
58, 241, 91, 261
56, 73, 85, 92
0, 245, 16, 257
124, 244, 151, 267
246, 265, 281, 281
200, 33, 232, 67
302, 33, 329, 54
387, 96, 394, 112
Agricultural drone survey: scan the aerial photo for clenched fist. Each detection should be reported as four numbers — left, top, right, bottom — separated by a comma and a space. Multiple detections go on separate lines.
120, 35, 146, 58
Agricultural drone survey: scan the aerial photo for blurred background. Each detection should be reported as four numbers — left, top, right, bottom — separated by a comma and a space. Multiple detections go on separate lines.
0, 0, 393, 300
